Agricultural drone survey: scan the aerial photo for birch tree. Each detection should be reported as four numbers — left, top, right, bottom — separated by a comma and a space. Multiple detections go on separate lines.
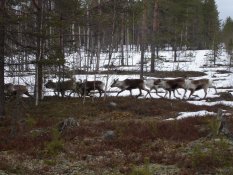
140, 0, 147, 79
33, 0, 44, 105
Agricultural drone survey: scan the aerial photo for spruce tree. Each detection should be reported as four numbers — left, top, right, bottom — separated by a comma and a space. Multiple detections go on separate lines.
222, 17, 233, 66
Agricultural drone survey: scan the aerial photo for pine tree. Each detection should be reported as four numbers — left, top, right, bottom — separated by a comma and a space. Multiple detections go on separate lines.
222, 17, 233, 66
202, 0, 220, 49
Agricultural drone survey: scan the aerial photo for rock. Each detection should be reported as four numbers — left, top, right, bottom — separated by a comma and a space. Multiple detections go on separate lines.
119, 166, 132, 174
102, 130, 116, 140
30, 128, 48, 136
219, 92, 233, 100
58, 117, 79, 132
0, 170, 8, 175
109, 101, 117, 107
107, 101, 117, 110
217, 109, 233, 140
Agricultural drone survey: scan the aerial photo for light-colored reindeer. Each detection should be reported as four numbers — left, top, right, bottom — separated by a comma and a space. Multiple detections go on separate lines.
183, 78, 217, 99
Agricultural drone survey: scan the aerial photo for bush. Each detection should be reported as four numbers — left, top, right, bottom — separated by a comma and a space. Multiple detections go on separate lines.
45, 128, 64, 156
207, 115, 221, 137
129, 158, 152, 175
189, 138, 233, 169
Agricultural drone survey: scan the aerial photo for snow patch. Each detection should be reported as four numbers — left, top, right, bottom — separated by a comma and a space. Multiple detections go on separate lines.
166, 110, 216, 121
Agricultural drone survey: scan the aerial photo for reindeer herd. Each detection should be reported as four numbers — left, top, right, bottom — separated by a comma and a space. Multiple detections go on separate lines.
109, 77, 216, 99
4, 76, 217, 100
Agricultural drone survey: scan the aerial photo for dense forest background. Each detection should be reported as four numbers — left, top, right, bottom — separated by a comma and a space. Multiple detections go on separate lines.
0, 0, 233, 116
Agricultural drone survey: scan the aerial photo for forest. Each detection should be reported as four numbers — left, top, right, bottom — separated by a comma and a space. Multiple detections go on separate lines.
1, 0, 232, 106
1, 0, 233, 174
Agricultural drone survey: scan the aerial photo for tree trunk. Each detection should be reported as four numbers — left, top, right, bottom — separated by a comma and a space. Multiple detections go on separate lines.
96, 34, 100, 71
151, 43, 155, 73
96, 0, 101, 72
140, 45, 145, 79
60, 15, 65, 79
140, 0, 147, 79
174, 46, 177, 62
150, 0, 159, 73
33, 0, 44, 105
0, 0, 6, 117
121, 15, 124, 66
104, 0, 116, 99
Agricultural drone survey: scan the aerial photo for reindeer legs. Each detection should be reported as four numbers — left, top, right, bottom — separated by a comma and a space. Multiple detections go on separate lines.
137, 89, 142, 98
173, 90, 179, 99
169, 91, 172, 99
203, 88, 207, 99
24, 91, 33, 98
143, 89, 152, 98
117, 89, 125, 96
164, 90, 168, 98
188, 89, 194, 99
183, 89, 187, 99
176, 89, 181, 95
98, 88, 105, 97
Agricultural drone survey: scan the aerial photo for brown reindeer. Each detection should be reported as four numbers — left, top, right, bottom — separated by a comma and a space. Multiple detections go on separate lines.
4, 83, 32, 98
158, 78, 186, 99
77, 80, 105, 97
45, 79, 76, 97
111, 78, 152, 98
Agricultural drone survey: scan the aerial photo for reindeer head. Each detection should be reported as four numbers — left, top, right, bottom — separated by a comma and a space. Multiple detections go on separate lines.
45, 80, 55, 89
4, 83, 14, 93
110, 78, 119, 88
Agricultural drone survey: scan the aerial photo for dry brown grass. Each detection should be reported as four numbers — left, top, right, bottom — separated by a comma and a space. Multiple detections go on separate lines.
0, 97, 232, 174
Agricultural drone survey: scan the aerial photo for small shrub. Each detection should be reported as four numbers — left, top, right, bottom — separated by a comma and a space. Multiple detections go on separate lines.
44, 159, 56, 166
46, 139, 64, 156
130, 158, 152, 175
25, 117, 37, 128
208, 116, 221, 137
45, 128, 64, 156
189, 139, 233, 169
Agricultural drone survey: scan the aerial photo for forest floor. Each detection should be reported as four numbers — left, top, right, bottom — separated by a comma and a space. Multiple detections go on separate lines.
1, 95, 233, 175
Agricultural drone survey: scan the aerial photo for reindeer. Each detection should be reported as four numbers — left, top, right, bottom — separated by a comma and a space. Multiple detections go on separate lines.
183, 78, 217, 99
76, 80, 105, 97
4, 83, 32, 98
144, 79, 163, 97
111, 78, 152, 98
45, 79, 76, 97
158, 78, 186, 99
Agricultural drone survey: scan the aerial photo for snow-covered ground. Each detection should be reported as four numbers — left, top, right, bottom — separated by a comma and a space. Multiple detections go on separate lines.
66, 48, 233, 119
68, 48, 233, 99
166, 110, 217, 121
5, 48, 233, 119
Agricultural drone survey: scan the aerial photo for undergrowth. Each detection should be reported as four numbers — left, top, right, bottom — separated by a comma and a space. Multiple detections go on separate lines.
188, 138, 233, 170
0, 97, 232, 174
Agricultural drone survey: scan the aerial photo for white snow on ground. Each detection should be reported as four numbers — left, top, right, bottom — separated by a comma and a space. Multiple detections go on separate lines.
67, 48, 233, 119
5, 47, 233, 117
187, 100, 233, 107
64, 48, 233, 99
177, 110, 216, 119
166, 110, 216, 121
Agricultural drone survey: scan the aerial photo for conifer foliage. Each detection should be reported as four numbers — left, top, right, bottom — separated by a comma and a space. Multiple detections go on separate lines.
0, 0, 225, 114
